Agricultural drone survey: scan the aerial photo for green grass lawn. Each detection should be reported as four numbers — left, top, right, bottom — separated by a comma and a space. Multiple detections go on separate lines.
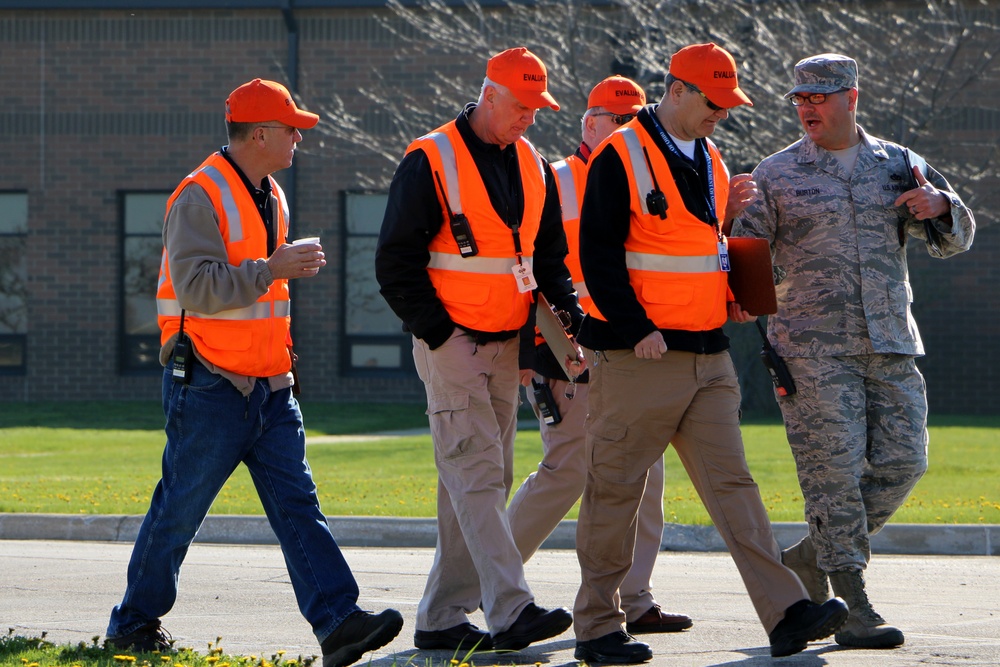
1, 402, 998, 525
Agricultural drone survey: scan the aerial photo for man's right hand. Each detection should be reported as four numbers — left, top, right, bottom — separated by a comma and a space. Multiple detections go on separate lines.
634, 331, 667, 359
267, 241, 326, 279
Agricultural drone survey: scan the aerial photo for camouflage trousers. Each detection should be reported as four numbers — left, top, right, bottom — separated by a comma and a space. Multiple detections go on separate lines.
778, 354, 928, 572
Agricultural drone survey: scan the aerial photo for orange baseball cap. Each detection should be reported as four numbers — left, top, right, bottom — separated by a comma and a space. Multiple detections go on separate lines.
486, 47, 560, 111
668, 43, 753, 109
587, 75, 646, 114
225, 79, 320, 129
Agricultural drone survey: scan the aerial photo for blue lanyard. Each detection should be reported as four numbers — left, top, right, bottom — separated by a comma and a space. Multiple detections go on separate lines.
647, 106, 718, 228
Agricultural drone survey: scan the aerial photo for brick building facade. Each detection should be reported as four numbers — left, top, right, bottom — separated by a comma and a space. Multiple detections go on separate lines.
0, 1, 995, 414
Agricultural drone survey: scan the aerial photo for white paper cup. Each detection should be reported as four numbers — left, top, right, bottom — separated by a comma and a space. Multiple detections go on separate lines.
292, 236, 320, 246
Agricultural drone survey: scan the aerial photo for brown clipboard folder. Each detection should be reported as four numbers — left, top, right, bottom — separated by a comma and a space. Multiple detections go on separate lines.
726, 236, 777, 316
535, 293, 580, 373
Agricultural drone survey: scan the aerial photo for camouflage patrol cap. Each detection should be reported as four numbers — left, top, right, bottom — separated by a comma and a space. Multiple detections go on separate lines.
784, 53, 858, 98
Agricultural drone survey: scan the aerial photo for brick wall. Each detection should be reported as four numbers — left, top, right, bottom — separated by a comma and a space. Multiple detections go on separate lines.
0, 6, 995, 414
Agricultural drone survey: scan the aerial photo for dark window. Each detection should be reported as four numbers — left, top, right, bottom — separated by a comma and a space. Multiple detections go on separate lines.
341, 191, 414, 376
0, 192, 28, 375
121, 192, 169, 373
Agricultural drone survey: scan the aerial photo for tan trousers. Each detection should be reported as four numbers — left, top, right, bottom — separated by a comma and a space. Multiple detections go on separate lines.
509, 376, 665, 620
574, 349, 807, 641
412, 330, 532, 634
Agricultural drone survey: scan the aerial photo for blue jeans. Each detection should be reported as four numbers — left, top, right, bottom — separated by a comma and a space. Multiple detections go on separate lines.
107, 360, 361, 644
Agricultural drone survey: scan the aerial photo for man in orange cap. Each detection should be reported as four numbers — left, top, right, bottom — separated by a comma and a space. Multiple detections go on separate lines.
508, 74, 692, 636
376, 47, 582, 654
570, 44, 849, 663
105, 79, 403, 667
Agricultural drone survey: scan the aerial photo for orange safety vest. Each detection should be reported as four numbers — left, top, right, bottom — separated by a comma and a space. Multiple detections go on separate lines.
156, 153, 292, 377
549, 154, 595, 315
592, 125, 732, 331
409, 120, 547, 333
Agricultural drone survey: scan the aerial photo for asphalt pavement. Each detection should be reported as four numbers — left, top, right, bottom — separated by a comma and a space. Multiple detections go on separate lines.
3, 538, 999, 667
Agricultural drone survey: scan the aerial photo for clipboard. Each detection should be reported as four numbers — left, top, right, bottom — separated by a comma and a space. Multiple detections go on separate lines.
726, 236, 777, 316
535, 293, 581, 379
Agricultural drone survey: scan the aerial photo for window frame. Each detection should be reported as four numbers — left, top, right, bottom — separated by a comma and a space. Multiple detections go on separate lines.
118, 190, 170, 375
339, 189, 415, 378
0, 190, 29, 376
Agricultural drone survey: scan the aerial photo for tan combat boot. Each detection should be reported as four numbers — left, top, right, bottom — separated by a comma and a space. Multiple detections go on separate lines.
828, 570, 905, 648
781, 537, 829, 604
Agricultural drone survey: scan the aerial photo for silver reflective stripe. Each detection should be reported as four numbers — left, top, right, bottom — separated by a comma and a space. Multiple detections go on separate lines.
521, 137, 546, 182
574, 280, 590, 298
425, 132, 463, 215
157, 299, 290, 319
272, 178, 289, 229
626, 251, 720, 273
428, 251, 532, 275
196, 164, 244, 242
551, 159, 579, 221
157, 253, 168, 289
621, 128, 653, 216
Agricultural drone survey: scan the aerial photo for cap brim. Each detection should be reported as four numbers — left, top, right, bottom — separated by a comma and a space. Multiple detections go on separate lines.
704, 87, 753, 109
783, 84, 843, 98
510, 89, 560, 111
604, 102, 643, 115
280, 109, 320, 129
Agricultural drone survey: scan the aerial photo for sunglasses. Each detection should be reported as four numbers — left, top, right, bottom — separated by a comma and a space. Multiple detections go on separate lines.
788, 90, 849, 106
592, 112, 635, 126
683, 83, 724, 112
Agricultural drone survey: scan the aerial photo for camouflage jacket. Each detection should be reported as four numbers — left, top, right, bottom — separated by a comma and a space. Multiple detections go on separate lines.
732, 126, 975, 358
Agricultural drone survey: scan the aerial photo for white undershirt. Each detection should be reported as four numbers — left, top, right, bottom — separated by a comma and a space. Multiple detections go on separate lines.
829, 142, 863, 173
669, 133, 697, 160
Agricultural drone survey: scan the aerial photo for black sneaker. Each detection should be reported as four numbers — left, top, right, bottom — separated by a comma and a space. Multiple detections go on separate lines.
105, 621, 173, 653
492, 602, 572, 651
575, 630, 652, 664
769, 598, 849, 657
414, 622, 493, 651
321, 609, 404, 667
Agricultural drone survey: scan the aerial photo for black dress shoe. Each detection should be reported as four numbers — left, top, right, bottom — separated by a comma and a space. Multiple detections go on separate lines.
492, 602, 572, 651
769, 597, 849, 657
575, 630, 652, 664
321, 609, 403, 667
414, 622, 493, 651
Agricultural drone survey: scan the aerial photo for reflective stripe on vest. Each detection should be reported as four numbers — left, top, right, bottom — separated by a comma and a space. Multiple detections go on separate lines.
157, 299, 291, 320
625, 252, 720, 273
425, 132, 464, 215
195, 164, 245, 242
426, 131, 547, 217
550, 159, 579, 221
621, 128, 655, 216
428, 252, 533, 274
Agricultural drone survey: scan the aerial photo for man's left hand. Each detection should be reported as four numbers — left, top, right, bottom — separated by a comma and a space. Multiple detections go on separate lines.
894, 167, 950, 220
727, 301, 756, 323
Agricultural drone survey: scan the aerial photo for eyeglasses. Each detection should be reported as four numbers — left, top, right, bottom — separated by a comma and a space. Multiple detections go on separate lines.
682, 83, 724, 112
591, 112, 635, 126
788, 90, 848, 106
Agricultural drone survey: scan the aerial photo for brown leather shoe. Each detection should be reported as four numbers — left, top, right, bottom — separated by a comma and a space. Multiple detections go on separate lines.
625, 604, 693, 634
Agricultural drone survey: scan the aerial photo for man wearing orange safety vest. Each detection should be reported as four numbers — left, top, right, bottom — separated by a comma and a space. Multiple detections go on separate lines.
508, 75, 692, 636
570, 44, 850, 664
107, 79, 402, 667
375, 47, 583, 654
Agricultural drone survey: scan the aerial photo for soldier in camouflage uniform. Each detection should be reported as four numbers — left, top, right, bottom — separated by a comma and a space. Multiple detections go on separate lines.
731, 54, 975, 649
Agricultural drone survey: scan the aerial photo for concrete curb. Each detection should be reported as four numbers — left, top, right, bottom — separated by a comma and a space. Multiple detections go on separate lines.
0, 513, 996, 555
